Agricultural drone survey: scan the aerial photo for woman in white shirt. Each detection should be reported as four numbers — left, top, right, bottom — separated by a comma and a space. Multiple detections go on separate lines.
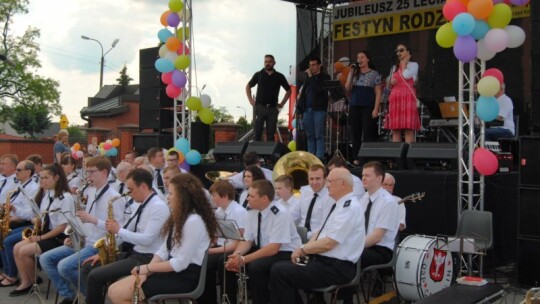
107, 174, 218, 303
60, 155, 81, 194
238, 165, 266, 209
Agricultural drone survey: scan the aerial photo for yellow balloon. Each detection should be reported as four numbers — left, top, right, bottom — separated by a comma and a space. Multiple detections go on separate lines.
477, 76, 501, 97
287, 140, 297, 151
436, 23, 457, 48
176, 27, 191, 40
488, 4, 512, 29
198, 107, 215, 125
174, 55, 190, 70
186, 96, 202, 111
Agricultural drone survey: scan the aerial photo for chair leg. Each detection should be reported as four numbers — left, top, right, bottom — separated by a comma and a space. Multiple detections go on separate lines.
46, 279, 51, 300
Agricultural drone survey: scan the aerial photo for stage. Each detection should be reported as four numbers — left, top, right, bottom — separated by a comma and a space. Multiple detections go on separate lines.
191, 164, 519, 267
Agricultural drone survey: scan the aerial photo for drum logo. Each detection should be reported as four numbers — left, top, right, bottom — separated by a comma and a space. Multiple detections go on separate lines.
429, 249, 447, 282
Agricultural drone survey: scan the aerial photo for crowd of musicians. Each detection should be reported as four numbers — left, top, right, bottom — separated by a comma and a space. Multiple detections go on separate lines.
0, 147, 407, 304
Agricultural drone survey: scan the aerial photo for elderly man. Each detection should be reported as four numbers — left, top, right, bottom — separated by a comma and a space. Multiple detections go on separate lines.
0, 154, 19, 203
382, 173, 406, 231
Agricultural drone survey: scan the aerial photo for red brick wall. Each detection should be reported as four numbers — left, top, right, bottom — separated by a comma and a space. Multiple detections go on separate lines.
90, 101, 139, 131
0, 139, 55, 164
118, 127, 138, 159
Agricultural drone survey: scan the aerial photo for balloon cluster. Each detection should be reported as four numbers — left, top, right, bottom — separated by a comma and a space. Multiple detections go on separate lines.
437, 0, 529, 62
186, 94, 215, 125
174, 137, 201, 168
98, 138, 120, 157
70, 143, 84, 159
476, 68, 504, 122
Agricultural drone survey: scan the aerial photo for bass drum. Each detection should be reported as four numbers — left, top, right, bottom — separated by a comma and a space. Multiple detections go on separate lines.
395, 235, 454, 301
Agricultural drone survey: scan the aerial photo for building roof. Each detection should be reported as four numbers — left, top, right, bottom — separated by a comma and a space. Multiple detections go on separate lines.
80, 97, 130, 117
81, 84, 139, 118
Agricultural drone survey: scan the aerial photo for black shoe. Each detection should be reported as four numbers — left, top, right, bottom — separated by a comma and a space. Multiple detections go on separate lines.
9, 285, 32, 296
58, 298, 76, 304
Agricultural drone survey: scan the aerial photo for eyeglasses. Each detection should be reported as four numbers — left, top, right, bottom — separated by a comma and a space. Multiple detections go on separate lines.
85, 169, 100, 174
326, 178, 343, 184
395, 48, 406, 53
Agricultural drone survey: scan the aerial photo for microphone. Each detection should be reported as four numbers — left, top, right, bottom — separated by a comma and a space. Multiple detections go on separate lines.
351, 62, 359, 69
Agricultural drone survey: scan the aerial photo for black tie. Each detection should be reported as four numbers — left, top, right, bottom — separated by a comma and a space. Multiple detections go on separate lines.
242, 197, 249, 209
365, 199, 373, 231
119, 183, 124, 194
42, 195, 54, 233
0, 179, 6, 195
156, 169, 165, 194
316, 203, 337, 241
304, 193, 318, 231
257, 212, 262, 247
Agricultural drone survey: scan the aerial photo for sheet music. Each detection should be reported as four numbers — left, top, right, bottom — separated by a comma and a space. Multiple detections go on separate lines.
216, 218, 244, 241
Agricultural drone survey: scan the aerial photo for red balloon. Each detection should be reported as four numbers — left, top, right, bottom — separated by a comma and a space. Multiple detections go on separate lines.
483, 68, 504, 85
166, 83, 182, 99
443, 0, 467, 21
161, 72, 172, 84
176, 43, 191, 55
473, 148, 499, 175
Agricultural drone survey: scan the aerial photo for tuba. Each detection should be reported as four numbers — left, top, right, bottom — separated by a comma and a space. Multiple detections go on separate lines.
0, 189, 17, 249
94, 193, 128, 265
272, 151, 324, 192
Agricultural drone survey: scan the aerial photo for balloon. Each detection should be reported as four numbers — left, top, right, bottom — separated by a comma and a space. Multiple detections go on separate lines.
200, 94, 212, 108
158, 44, 168, 58
484, 28, 508, 53
168, 0, 183, 12
112, 138, 120, 147
100, 148, 106, 156
175, 137, 190, 154
505, 25, 526, 48
473, 148, 499, 175
467, 0, 493, 19
76, 151, 84, 158
477, 39, 496, 61
166, 37, 181, 52
483, 68, 504, 85
471, 20, 490, 40
171, 70, 187, 88
99, 142, 104, 149
108, 147, 118, 157
174, 55, 190, 70
73, 143, 80, 151
198, 107, 215, 125
176, 27, 191, 40
185, 150, 201, 165
106, 139, 112, 144
164, 51, 178, 63
436, 22, 458, 48
443, 0, 467, 21
166, 83, 182, 99
161, 71, 173, 85
453, 35, 477, 63
160, 10, 171, 27
72, 151, 78, 160
177, 151, 185, 164
155, 58, 174, 73
157, 28, 173, 43
292, 128, 297, 141
176, 43, 190, 55
179, 161, 190, 172
476, 96, 499, 122
292, 118, 297, 129
509, 0, 530, 5
186, 96, 202, 111
477, 76, 501, 97
488, 4, 512, 29
103, 143, 113, 150
334, 61, 345, 73
287, 140, 297, 152
452, 13, 476, 36
167, 12, 181, 27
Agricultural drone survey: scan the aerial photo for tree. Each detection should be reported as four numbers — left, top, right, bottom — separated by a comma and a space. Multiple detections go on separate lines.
208, 105, 234, 123
236, 116, 251, 134
116, 65, 133, 87
0, 0, 61, 124
9, 103, 50, 138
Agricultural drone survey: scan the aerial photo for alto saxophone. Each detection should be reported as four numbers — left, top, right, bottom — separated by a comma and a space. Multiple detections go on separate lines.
94, 194, 128, 265
22, 208, 61, 240
0, 189, 16, 249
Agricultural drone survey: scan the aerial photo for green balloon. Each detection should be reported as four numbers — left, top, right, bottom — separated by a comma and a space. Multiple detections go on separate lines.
436, 23, 457, 48
174, 55, 190, 70
186, 96, 202, 111
198, 107, 215, 125
169, 0, 184, 13
488, 4, 512, 29
287, 140, 297, 152
176, 27, 191, 40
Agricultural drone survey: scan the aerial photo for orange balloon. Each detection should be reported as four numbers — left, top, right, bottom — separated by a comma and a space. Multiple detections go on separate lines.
73, 143, 80, 151
334, 61, 345, 73
166, 37, 181, 51
455, 0, 469, 5
467, 0, 493, 19
177, 151, 185, 164
160, 10, 171, 26
111, 138, 120, 147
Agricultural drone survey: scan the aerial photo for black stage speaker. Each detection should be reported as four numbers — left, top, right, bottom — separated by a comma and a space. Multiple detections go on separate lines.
191, 121, 210, 154
140, 47, 159, 69
213, 141, 248, 162
139, 87, 174, 109
407, 142, 458, 170
533, 57, 540, 92
133, 133, 174, 156
139, 68, 162, 89
518, 237, 540, 286
139, 109, 174, 130
519, 187, 540, 238
520, 136, 540, 186
357, 142, 408, 170
245, 141, 290, 164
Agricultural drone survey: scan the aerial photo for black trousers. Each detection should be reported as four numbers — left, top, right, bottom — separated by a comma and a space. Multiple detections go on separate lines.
82, 252, 153, 304
198, 252, 224, 304
254, 104, 279, 141
143, 264, 200, 299
270, 255, 356, 304
349, 105, 378, 160
222, 251, 291, 304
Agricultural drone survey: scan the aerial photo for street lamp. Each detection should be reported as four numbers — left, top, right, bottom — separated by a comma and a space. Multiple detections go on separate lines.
237, 106, 247, 120
81, 35, 120, 89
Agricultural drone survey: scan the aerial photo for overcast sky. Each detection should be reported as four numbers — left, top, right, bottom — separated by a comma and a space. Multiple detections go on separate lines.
11, 0, 297, 125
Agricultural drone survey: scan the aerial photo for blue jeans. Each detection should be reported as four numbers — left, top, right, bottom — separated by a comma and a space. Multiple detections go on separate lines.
302, 108, 326, 158
39, 245, 98, 299
0, 226, 28, 277
485, 128, 514, 141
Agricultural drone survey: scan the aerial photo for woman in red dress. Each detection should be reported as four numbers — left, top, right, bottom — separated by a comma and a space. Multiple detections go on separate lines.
385, 43, 420, 143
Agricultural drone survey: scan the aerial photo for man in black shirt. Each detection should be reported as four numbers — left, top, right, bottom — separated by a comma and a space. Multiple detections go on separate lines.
246, 54, 291, 141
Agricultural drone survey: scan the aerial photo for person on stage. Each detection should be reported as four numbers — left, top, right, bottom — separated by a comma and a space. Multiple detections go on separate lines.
107, 174, 218, 303
246, 54, 291, 142
385, 43, 420, 143
270, 168, 364, 304
238, 165, 266, 210
224, 180, 301, 304
485, 84, 515, 141
345, 51, 383, 164
296, 57, 331, 159
10, 164, 75, 296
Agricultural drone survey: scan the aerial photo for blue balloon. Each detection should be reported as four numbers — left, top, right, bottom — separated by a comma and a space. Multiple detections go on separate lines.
175, 137, 190, 154
108, 147, 118, 157
185, 150, 201, 165
471, 20, 490, 40
476, 96, 499, 122
155, 58, 174, 73
158, 28, 174, 43
452, 13, 475, 36
292, 118, 296, 129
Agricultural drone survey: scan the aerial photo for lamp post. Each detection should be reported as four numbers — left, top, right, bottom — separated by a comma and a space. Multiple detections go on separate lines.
237, 106, 247, 120
81, 35, 120, 89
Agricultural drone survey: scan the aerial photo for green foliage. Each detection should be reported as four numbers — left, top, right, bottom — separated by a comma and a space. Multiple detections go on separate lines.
208, 105, 234, 123
116, 65, 133, 87
9, 103, 50, 138
236, 116, 251, 134
0, 0, 62, 123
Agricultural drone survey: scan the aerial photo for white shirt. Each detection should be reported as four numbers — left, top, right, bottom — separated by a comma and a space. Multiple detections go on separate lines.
291, 186, 334, 238
494, 94, 515, 135
214, 201, 248, 246
352, 174, 365, 200
318, 192, 365, 263
359, 188, 399, 250
67, 172, 82, 190
155, 213, 210, 272
276, 196, 299, 213
41, 190, 76, 230
118, 193, 170, 254
10, 179, 39, 221
229, 167, 274, 189
392, 195, 407, 229
83, 184, 124, 245
0, 174, 18, 204
150, 165, 167, 200
244, 201, 301, 252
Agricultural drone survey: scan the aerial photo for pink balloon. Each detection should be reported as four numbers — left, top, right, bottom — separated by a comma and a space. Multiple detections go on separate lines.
161, 72, 172, 84
176, 43, 191, 55
484, 28, 508, 53
443, 0, 467, 21
473, 148, 499, 175
72, 151, 79, 160
103, 143, 113, 150
483, 68, 504, 85
166, 83, 182, 99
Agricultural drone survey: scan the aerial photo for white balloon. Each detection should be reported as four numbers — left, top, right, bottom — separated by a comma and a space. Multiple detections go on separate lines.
158, 44, 168, 58
165, 51, 178, 63
504, 25, 526, 48
477, 39, 496, 61
484, 29, 509, 53
200, 94, 212, 108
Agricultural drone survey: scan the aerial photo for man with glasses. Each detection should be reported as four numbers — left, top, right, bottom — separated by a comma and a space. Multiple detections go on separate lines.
166, 150, 187, 173
0, 154, 19, 203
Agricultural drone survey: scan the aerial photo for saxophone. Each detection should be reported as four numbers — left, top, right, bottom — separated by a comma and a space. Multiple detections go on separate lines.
0, 189, 16, 249
64, 181, 91, 250
94, 194, 127, 265
133, 268, 140, 304
22, 208, 61, 240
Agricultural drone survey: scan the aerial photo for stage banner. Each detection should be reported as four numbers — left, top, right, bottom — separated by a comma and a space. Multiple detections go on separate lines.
332, 0, 530, 41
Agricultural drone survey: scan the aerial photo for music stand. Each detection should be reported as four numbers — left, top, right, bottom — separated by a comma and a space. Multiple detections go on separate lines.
61, 212, 89, 304
324, 80, 350, 163
216, 218, 244, 304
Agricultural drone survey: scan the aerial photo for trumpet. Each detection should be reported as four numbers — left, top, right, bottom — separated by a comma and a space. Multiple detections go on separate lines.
237, 261, 249, 304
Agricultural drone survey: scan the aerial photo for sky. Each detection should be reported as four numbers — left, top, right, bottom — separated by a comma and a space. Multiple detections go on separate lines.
11, 0, 297, 125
